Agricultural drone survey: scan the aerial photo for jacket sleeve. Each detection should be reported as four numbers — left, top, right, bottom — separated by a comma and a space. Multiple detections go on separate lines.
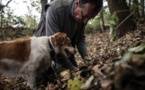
45, 6, 61, 36
77, 28, 88, 59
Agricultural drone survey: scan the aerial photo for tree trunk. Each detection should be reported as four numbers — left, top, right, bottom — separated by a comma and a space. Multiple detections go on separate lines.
128, 0, 131, 7
100, 8, 105, 33
40, 0, 47, 19
107, 0, 136, 38
133, 0, 140, 18
140, 0, 144, 18
40, 0, 54, 19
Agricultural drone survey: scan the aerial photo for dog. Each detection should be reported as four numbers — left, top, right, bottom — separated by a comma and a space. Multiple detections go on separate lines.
0, 32, 78, 89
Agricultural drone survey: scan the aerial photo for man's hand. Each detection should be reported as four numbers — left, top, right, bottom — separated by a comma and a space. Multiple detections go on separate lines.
84, 55, 92, 61
84, 55, 92, 65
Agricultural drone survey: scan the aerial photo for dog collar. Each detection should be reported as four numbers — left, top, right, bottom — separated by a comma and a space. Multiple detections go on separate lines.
48, 39, 55, 58
48, 39, 53, 50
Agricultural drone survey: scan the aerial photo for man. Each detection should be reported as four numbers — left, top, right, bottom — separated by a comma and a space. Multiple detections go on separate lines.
34, 0, 103, 76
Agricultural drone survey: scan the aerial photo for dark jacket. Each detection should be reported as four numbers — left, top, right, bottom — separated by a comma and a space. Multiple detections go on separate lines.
34, 0, 88, 58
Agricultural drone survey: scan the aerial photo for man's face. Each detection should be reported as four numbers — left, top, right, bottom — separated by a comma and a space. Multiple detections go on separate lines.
74, 0, 99, 24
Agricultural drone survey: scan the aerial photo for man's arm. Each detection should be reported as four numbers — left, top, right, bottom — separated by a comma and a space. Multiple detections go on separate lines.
77, 28, 92, 62
77, 28, 88, 59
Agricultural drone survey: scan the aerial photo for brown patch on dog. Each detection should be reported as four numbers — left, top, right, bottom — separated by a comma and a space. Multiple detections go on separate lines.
0, 38, 31, 63
53, 32, 71, 46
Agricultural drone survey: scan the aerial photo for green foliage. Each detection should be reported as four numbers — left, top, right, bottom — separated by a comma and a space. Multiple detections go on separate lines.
103, 9, 111, 26
0, 7, 26, 27
116, 43, 145, 67
30, 0, 41, 13
0, 0, 40, 29
24, 14, 37, 29
109, 12, 119, 42
68, 79, 82, 90
85, 17, 100, 33
0, 13, 5, 27
85, 8, 111, 34
128, 44, 145, 54
12, 16, 26, 27
21, 0, 40, 29
0, 28, 34, 40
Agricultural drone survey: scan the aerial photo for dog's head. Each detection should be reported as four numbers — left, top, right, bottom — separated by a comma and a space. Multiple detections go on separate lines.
50, 32, 76, 58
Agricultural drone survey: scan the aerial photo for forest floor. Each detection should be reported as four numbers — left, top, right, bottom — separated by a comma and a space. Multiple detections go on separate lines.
0, 23, 145, 90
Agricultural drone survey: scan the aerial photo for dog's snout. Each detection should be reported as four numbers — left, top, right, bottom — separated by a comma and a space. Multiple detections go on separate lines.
68, 48, 76, 54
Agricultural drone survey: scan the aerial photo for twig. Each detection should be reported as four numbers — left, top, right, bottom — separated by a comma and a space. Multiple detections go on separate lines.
0, 0, 12, 12
5, 0, 12, 7
115, 11, 135, 30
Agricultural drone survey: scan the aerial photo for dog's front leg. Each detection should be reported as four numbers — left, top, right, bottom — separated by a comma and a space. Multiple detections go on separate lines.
27, 70, 37, 90
27, 72, 37, 90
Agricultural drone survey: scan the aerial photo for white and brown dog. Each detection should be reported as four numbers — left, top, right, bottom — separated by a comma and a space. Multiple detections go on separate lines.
0, 32, 78, 89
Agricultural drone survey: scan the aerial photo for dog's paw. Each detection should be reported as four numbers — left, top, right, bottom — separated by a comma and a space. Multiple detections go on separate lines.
27, 80, 37, 90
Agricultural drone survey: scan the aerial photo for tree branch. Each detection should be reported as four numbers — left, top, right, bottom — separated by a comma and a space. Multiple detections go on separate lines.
0, 0, 12, 12
5, 0, 12, 7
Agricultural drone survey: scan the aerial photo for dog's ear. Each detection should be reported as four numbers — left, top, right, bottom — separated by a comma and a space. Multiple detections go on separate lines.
55, 33, 68, 46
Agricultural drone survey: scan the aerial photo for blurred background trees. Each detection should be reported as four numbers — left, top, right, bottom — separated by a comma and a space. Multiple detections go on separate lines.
0, 0, 145, 39
107, 0, 136, 38
0, 0, 40, 29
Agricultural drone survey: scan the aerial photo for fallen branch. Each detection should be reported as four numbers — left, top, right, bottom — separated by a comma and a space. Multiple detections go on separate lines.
115, 11, 135, 30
